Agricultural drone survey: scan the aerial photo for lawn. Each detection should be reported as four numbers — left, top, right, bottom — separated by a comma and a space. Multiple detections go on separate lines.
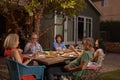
95, 70, 120, 80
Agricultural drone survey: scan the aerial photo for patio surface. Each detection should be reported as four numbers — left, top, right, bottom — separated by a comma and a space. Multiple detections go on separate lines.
100, 53, 120, 73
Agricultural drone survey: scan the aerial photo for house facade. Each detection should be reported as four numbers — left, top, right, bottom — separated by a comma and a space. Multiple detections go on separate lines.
0, 0, 101, 50
92, 0, 120, 42
92, 0, 120, 21
41, 0, 101, 49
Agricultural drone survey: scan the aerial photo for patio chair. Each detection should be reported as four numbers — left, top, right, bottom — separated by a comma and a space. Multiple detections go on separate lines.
81, 66, 102, 80
5, 58, 46, 80
83, 55, 105, 80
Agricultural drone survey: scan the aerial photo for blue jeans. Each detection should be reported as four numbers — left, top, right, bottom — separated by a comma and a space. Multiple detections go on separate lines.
46, 66, 63, 80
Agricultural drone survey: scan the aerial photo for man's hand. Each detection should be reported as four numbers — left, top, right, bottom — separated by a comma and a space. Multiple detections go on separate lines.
29, 43, 34, 50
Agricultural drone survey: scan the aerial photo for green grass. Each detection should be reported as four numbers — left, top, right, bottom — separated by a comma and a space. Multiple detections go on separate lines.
95, 70, 120, 80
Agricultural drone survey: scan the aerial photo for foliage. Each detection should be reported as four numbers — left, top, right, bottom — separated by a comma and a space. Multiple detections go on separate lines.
0, 0, 86, 16
0, 0, 86, 48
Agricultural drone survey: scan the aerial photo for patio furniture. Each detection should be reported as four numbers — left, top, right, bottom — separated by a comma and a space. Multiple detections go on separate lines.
23, 51, 77, 80
5, 58, 46, 80
83, 55, 105, 80
23, 52, 77, 66
82, 66, 102, 80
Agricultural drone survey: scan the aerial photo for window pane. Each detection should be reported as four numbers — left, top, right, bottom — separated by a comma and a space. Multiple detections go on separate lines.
89, 24, 91, 37
101, 0, 108, 7
67, 18, 74, 41
78, 17, 84, 21
56, 25, 63, 35
56, 15, 63, 24
78, 17, 84, 41
56, 15, 63, 35
86, 18, 92, 37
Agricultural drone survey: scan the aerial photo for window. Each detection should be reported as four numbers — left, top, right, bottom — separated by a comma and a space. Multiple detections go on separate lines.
64, 17, 75, 44
77, 17, 84, 41
77, 17, 92, 43
54, 14, 64, 36
101, 0, 109, 7
55, 15, 93, 45
86, 18, 92, 37
67, 17, 74, 42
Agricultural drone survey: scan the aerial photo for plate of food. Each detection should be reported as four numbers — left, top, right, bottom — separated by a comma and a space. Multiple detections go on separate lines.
63, 49, 73, 53
45, 55, 56, 58
61, 53, 75, 58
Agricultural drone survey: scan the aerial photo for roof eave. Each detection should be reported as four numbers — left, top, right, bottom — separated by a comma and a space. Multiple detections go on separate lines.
88, 0, 102, 16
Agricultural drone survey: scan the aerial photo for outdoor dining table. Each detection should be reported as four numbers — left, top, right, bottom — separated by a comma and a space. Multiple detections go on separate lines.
23, 50, 81, 80
23, 51, 78, 66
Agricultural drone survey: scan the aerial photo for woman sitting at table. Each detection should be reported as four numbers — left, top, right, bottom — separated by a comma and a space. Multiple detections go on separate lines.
64, 38, 94, 80
87, 39, 105, 67
24, 32, 43, 54
46, 35, 66, 80
53, 34, 67, 51
4, 33, 37, 80
69, 37, 94, 55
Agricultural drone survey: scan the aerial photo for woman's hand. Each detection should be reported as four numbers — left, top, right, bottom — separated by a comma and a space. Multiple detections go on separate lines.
25, 53, 39, 65
31, 52, 40, 59
64, 65, 71, 71
18, 48, 23, 53
69, 45, 75, 51
69, 45, 81, 55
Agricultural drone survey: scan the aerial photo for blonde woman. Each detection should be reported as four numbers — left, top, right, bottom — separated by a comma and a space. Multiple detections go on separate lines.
4, 33, 35, 80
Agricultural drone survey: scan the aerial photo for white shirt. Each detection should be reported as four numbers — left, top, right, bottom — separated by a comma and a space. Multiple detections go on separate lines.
87, 48, 105, 67
24, 42, 43, 54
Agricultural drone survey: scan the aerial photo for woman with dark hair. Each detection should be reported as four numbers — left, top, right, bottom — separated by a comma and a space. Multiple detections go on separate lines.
94, 39, 105, 51
53, 34, 67, 51
88, 39, 105, 67
45, 35, 66, 80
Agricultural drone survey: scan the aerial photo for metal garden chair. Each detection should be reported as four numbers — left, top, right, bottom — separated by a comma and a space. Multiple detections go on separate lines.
82, 55, 105, 80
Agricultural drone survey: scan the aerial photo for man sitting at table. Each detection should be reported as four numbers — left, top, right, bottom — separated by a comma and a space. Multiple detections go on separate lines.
24, 32, 43, 54
64, 38, 94, 80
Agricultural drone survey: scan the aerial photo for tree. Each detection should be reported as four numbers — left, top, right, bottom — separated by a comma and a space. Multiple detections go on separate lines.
0, 0, 85, 35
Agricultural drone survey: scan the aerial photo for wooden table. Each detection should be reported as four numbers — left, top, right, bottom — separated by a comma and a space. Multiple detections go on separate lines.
35, 56, 70, 65
23, 53, 77, 66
